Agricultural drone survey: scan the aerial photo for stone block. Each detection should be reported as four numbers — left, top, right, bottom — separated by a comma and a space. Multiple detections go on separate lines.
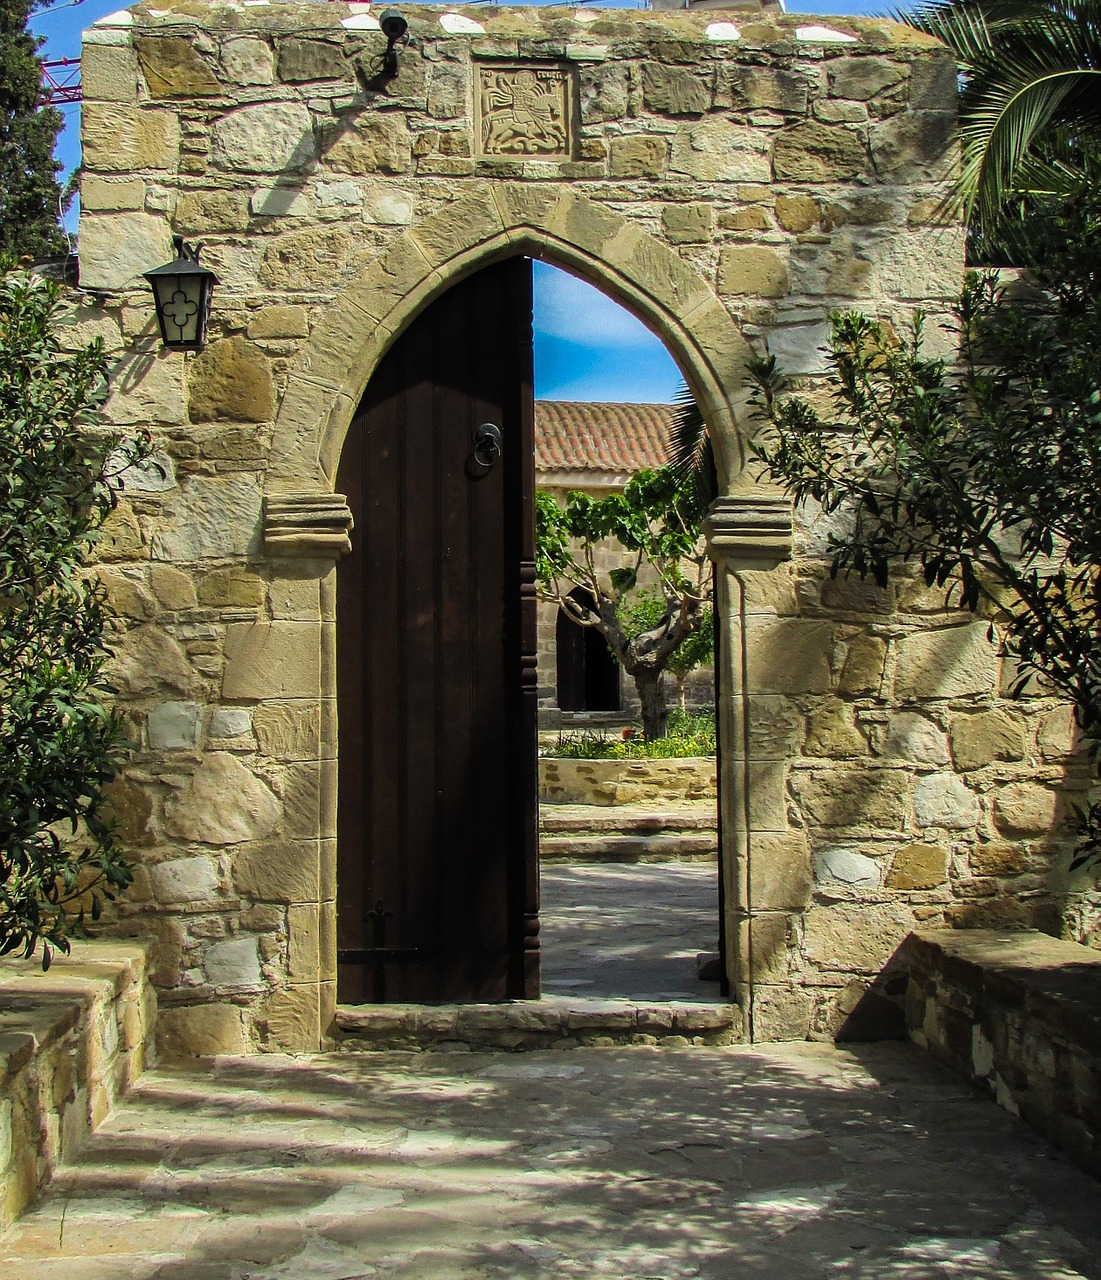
100, 350, 186, 428
751, 985, 812, 1042
103, 776, 156, 847
223, 622, 322, 701
909, 51, 958, 111
772, 122, 865, 182
950, 710, 1026, 771
661, 203, 713, 244
751, 912, 792, 984
204, 937, 262, 990
149, 564, 198, 611
289, 903, 320, 980
210, 708, 252, 739
814, 846, 882, 889
727, 66, 809, 115
212, 102, 316, 174
221, 36, 274, 86
82, 104, 180, 172
81, 43, 139, 102
642, 64, 711, 115
164, 753, 281, 846
913, 773, 979, 831
80, 176, 145, 211
106, 625, 193, 697
151, 473, 262, 564
870, 111, 956, 181
767, 320, 831, 376
149, 857, 220, 905
718, 246, 788, 297
259, 225, 356, 291
277, 36, 349, 83
790, 768, 909, 830
135, 36, 221, 97
97, 567, 155, 621
197, 567, 264, 609
837, 633, 887, 696
250, 186, 312, 218
670, 119, 770, 182
827, 56, 906, 102
745, 618, 834, 693
77, 210, 172, 290
886, 842, 949, 890
805, 705, 866, 758
233, 840, 320, 903
721, 207, 771, 232
993, 783, 1060, 837
260, 984, 321, 1052
324, 116, 411, 174
246, 305, 310, 340
1037, 706, 1079, 762
608, 135, 668, 179
174, 190, 250, 234
882, 712, 949, 766
893, 625, 998, 700
749, 833, 812, 911
188, 336, 274, 424
147, 701, 201, 751
252, 702, 322, 760
775, 194, 818, 233
804, 902, 913, 972
969, 841, 1030, 878
158, 1003, 247, 1057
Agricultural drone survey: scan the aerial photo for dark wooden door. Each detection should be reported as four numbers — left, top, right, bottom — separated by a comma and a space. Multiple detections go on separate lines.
336, 258, 539, 1004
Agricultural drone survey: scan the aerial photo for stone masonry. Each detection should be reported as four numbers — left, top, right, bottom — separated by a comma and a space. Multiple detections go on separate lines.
68, 1, 1098, 1053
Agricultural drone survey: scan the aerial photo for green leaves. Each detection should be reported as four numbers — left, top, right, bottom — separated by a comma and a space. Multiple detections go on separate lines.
0, 272, 136, 958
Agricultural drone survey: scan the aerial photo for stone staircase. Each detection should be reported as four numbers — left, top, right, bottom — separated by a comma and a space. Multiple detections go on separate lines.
538, 801, 718, 864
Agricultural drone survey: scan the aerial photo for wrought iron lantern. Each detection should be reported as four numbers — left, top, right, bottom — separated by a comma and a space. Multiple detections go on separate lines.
378, 7, 408, 76
143, 236, 218, 351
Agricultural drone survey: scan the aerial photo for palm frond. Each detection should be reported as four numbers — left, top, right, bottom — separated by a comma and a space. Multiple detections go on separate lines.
667, 382, 717, 514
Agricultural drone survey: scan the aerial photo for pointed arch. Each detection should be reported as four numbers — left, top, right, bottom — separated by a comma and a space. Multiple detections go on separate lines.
268, 183, 752, 494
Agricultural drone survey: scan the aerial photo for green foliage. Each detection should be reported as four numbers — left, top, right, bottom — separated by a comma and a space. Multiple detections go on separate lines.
547, 710, 717, 760
0, 272, 137, 965
535, 465, 712, 741
903, 0, 1101, 238
750, 196, 1101, 869
0, 0, 67, 263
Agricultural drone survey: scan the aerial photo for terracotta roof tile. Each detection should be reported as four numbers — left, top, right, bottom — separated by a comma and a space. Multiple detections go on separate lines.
535, 401, 675, 477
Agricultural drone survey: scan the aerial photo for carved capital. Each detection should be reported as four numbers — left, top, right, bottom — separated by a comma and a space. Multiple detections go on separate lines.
704, 492, 793, 571
264, 493, 353, 558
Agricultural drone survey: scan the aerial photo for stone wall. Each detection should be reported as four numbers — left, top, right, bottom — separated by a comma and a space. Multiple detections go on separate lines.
68, 0, 1095, 1052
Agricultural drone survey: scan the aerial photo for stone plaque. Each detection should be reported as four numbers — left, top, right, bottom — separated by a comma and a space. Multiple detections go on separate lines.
477, 65, 573, 159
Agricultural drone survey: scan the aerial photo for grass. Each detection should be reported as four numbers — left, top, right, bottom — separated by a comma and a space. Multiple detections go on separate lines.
546, 709, 717, 759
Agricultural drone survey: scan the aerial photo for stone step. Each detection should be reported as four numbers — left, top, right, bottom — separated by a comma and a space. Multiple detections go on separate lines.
334, 996, 742, 1052
539, 832, 717, 863
539, 806, 715, 835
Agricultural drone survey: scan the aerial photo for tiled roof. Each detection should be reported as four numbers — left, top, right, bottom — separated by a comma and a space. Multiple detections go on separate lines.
535, 401, 676, 477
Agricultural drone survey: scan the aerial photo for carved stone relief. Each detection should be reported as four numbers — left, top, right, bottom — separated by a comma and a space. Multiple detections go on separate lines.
476, 65, 573, 159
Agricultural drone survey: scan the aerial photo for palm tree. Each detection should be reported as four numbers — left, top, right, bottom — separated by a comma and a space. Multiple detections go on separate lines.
903, 0, 1101, 234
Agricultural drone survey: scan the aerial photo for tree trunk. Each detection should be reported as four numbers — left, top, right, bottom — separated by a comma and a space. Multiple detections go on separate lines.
635, 670, 668, 741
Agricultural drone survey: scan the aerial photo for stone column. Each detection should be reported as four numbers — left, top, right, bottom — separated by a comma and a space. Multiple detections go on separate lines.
257, 492, 352, 1050
704, 492, 793, 1041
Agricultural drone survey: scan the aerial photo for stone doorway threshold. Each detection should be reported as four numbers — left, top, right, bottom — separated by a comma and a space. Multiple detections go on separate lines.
335, 863, 740, 1051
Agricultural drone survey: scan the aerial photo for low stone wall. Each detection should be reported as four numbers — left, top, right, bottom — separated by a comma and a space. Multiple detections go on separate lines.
0, 941, 155, 1231
539, 757, 716, 806
903, 928, 1101, 1174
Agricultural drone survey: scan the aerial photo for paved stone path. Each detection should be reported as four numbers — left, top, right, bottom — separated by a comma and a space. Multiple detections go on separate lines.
540, 863, 721, 1001
4, 1042, 1100, 1279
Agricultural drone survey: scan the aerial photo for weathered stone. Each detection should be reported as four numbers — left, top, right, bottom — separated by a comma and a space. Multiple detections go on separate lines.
718, 246, 788, 297
913, 773, 979, 830
81, 43, 139, 102
151, 474, 262, 564
950, 710, 1025, 772
837, 633, 887, 697
814, 847, 881, 890
909, 51, 958, 111
277, 37, 349, 83
197, 568, 264, 609
100, 350, 186, 428
805, 706, 865, 758
164, 753, 281, 846
642, 64, 711, 115
106, 626, 193, 697
76, 210, 173, 290
814, 99, 868, 125
252, 702, 322, 760
775, 194, 818, 232
259, 226, 356, 290
220, 36, 274, 86
790, 768, 909, 830
804, 902, 914, 972
772, 123, 865, 182
188, 336, 274, 424
894, 625, 998, 700
212, 102, 316, 174
135, 36, 221, 98
767, 320, 831, 376
427, 66, 465, 119
886, 843, 949, 890
970, 841, 1030, 878
827, 57, 906, 102
288, 903, 320, 980
158, 1003, 247, 1057
882, 712, 949, 766
908, 197, 956, 227
751, 986, 813, 1041
671, 119, 770, 182
223, 623, 321, 701
148, 701, 201, 751
366, 186, 415, 225
233, 840, 319, 903
82, 104, 180, 172
149, 564, 197, 611
608, 136, 668, 179
661, 203, 713, 244
749, 833, 811, 911
80, 176, 145, 211
993, 783, 1060, 837
324, 116, 411, 174
870, 111, 956, 180
174, 190, 249, 234
250, 185, 312, 218
204, 937, 262, 990
96, 503, 144, 563
210, 708, 253, 739
246, 305, 309, 340
259, 984, 320, 1052
745, 619, 834, 693
720, 207, 771, 232
103, 777, 156, 848
728, 66, 808, 114
1037, 706, 1079, 761
149, 857, 220, 904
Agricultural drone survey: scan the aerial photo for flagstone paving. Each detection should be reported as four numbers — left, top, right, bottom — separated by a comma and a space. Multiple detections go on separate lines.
3, 1041, 1100, 1279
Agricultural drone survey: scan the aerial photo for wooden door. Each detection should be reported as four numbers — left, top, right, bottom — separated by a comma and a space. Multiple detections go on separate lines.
335, 258, 539, 1004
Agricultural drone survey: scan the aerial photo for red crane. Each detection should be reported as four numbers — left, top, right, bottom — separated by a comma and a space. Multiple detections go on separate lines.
40, 57, 82, 105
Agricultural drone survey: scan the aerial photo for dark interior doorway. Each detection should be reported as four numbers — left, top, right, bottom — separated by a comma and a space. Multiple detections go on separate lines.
556, 589, 621, 712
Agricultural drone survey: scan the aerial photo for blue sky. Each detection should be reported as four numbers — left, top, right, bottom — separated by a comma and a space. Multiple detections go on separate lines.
32, 0, 894, 402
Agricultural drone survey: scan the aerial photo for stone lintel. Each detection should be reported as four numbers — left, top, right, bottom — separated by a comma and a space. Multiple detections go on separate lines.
263, 492, 353, 557
704, 492, 793, 570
